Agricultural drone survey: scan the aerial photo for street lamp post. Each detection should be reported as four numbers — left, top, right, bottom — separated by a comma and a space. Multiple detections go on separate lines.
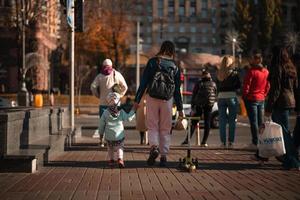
17, 0, 30, 106
232, 38, 236, 60
136, 21, 140, 92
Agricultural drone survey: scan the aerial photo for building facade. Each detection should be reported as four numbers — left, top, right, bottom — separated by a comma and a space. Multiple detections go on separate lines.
131, 0, 236, 56
0, 0, 61, 93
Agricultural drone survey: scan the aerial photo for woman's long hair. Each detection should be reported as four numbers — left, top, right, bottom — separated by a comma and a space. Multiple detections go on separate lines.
217, 55, 235, 81
271, 46, 297, 78
156, 40, 176, 59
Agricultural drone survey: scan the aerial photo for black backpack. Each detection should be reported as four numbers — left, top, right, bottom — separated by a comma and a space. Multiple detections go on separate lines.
147, 58, 177, 100
194, 79, 217, 107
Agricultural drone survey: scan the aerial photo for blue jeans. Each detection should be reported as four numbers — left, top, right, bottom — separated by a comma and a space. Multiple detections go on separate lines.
272, 109, 299, 169
218, 97, 238, 144
244, 100, 264, 145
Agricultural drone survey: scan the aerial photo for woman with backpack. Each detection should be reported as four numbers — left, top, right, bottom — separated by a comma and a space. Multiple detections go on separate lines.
217, 56, 241, 148
134, 41, 183, 167
181, 70, 217, 147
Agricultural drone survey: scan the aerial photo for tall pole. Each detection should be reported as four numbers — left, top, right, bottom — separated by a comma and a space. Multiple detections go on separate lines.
70, 0, 75, 131
136, 21, 140, 91
22, 0, 26, 84
232, 38, 236, 61
17, 0, 29, 106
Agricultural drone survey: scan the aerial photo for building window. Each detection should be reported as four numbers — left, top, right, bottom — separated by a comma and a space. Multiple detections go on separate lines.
202, 0, 208, 9
212, 37, 216, 44
202, 27, 207, 33
190, 27, 196, 33
4, 0, 12, 7
158, 0, 164, 17
202, 36, 208, 43
147, 4, 152, 13
168, 0, 175, 18
212, 27, 216, 34
179, 27, 185, 33
191, 36, 196, 43
190, 0, 196, 16
168, 26, 175, 32
179, 0, 185, 16
201, 10, 207, 18
146, 37, 152, 43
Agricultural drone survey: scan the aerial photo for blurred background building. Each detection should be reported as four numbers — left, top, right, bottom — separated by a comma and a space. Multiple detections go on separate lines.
0, 0, 299, 94
0, 0, 61, 93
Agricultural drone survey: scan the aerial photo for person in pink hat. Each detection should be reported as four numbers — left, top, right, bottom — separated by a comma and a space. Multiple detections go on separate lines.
90, 58, 128, 141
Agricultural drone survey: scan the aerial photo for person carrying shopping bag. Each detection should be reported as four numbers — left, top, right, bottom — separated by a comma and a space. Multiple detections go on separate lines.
254, 46, 299, 170
134, 40, 183, 167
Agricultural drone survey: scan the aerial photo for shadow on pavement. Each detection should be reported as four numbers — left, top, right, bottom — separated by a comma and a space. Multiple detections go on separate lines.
45, 160, 281, 171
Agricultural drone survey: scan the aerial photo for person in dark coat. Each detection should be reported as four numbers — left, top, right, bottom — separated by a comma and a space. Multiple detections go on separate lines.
262, 46, 299, 170
181, 70, 217, 146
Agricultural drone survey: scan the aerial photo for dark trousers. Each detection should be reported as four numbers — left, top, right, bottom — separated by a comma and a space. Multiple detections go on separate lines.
272, 109, 299, 169
244, 100, 264, 145
184, 105, 212, 144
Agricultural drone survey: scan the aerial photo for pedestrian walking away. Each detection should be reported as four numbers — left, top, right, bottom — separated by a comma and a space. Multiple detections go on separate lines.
99, 92, 137, 168
181, 70, 217, 147
216, 56, 241, 149
260, 46, 300, 170
243, 50, 270, 148
134, 40, 183, 167
90, 58, 128, 142
291, 53, 300, 151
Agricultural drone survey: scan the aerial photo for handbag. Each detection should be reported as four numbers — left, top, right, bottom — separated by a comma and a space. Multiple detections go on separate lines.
112, 70, 123, 94
173, 114, 188, 131
258, 120, 286, 158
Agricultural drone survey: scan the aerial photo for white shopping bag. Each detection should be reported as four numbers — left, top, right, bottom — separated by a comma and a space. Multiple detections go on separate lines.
258, 120, 286, 158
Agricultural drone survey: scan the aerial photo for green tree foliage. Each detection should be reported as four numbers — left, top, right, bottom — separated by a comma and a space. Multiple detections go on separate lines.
233, 0, 282, 54
233, 0, 252, 54
258, 0, 282, 52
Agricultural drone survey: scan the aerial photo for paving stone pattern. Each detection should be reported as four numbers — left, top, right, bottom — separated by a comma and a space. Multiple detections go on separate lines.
1, 147, 300, 200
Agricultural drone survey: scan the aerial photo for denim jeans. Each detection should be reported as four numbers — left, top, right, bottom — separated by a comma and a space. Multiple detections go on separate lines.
272, 109, 299, 169
217, 97, 238, 144
244, 100, 264, 145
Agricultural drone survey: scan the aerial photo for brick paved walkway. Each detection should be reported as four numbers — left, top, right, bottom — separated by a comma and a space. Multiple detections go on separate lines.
1, 145, 300, 200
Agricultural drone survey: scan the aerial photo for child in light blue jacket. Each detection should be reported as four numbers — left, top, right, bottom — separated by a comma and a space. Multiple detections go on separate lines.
99, 92, 137, 168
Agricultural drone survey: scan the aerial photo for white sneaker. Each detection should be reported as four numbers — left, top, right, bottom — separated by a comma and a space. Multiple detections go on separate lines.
92, 129, 100, 138
200, 143, 208, 147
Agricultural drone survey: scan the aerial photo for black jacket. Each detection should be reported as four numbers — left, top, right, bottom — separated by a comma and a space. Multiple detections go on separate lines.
192, 77, 217, 108
217, 70, 241, 93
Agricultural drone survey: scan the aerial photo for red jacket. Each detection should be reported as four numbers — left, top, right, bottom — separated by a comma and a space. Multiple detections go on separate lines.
243, 66, 270, 101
